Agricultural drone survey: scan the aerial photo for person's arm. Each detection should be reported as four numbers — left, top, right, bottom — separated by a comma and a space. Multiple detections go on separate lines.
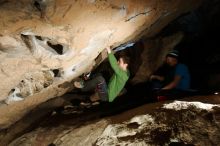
150, 75, 164, 81
106, 46, 112, 54
106, 47, 121, 74
162, 75, 181, 90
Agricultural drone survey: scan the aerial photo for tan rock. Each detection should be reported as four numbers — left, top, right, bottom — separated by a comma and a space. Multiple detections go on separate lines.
0, 0, 201, 128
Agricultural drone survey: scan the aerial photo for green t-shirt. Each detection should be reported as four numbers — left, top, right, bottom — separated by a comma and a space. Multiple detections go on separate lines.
107, 53, 129, 102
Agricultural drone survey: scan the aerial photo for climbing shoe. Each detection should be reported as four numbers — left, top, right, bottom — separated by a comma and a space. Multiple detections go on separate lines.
74, 80, 84, 88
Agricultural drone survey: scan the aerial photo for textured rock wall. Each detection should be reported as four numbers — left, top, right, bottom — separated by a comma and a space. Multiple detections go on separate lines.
8, 95, 220, 146
0, 0, 201, 128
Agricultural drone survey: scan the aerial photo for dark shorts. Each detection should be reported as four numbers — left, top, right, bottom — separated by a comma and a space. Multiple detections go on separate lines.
95, 76, 108, 102
82, 74, 108, 102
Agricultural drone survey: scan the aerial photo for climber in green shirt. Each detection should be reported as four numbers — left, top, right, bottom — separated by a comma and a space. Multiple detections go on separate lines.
74, 46, 130, 102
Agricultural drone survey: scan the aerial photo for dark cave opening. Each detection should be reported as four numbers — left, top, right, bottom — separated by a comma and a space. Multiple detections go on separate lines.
52, 69, 60, 77
47, 41, 64, 55
33, 0, 45, 13
157, 0, 220, 92
114, 0, 220, 94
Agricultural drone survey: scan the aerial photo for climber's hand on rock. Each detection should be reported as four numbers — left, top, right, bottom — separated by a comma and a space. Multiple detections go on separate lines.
106, 46, 111, 54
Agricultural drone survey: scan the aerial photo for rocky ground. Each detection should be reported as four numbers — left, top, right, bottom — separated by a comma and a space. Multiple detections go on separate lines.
5, 94, 220, 146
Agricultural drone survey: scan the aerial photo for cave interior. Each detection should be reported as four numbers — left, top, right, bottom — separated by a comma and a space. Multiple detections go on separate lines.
108, 0, 220, 93
1, 0, 220, 145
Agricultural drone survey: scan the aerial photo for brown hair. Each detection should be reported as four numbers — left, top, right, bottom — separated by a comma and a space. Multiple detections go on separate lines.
120, 55, 130, 65
119, 55, 130, 71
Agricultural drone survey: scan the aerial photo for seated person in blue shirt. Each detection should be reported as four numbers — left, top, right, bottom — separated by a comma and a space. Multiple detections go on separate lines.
150, 50, 191, 99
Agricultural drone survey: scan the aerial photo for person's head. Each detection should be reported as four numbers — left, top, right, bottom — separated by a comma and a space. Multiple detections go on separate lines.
118, 56, 130, 71
166, 50, 179, 67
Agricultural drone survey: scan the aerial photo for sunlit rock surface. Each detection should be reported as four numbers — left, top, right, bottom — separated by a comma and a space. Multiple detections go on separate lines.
0, 0, 201, 128
9, 95, 220, 146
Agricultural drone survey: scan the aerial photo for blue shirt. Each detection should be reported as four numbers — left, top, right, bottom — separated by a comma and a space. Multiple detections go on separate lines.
175, 63, 190, 90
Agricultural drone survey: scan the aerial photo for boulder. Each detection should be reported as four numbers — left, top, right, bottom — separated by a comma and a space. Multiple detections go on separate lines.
0, 0, 201, 128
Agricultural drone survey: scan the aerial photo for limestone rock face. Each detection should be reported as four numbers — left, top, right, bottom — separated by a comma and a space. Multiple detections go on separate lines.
0, 0, 201, 128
